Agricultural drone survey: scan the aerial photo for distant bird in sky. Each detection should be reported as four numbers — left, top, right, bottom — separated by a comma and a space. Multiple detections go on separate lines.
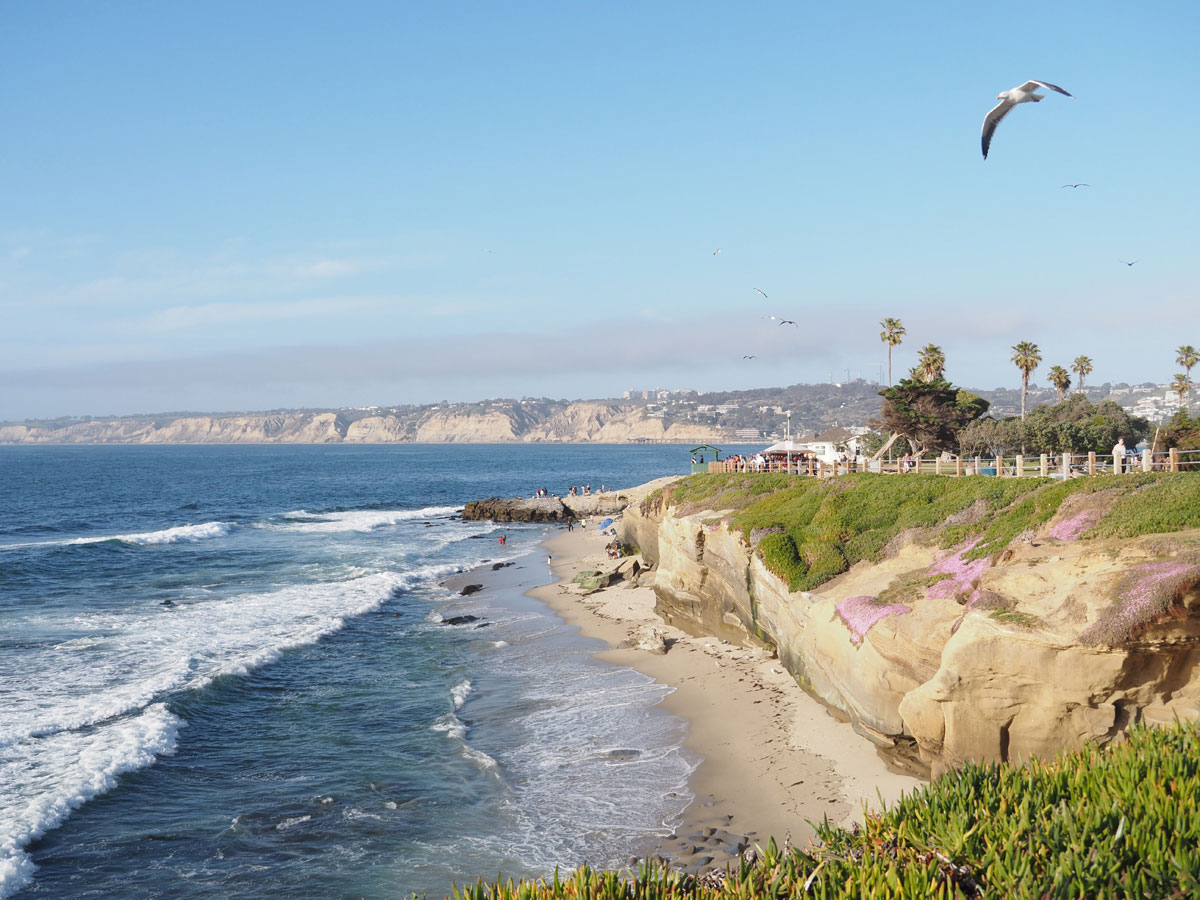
1060, 183, 1090, 188
753, 288, 768, 299
743, 355, 756, 359
713, 248, 722, 255
1120, 259, 1140, 266
981, 80, 1073, 159
777, 319, 797, 326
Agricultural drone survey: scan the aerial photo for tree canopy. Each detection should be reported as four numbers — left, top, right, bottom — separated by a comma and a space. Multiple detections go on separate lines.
878, 376, 989, 456
958, 395, 1150, 456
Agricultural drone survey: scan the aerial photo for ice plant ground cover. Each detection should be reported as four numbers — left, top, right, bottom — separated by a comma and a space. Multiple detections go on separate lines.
447, 719, 1200, 900
835, 595, 911, 646
655, 472, 1200, 593
1046, 506, 1104, 541
924, 539, 990, 605
1080, 555, 1200, 645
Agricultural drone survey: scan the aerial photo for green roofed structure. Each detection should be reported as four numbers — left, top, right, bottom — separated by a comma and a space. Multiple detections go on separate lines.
689, 445, 722, 474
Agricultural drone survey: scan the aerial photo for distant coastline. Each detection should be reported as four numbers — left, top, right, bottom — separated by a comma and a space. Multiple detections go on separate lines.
0, 404, 737, 445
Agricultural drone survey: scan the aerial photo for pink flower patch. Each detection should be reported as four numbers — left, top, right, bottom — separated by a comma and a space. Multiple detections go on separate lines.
1080, 558, 1200, 644
837, 595, 911, 647
926, 539, 991, 602
1047, 508, 1103, 542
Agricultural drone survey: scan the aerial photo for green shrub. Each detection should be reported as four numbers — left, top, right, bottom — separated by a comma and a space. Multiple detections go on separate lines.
439, 719, 1200, 900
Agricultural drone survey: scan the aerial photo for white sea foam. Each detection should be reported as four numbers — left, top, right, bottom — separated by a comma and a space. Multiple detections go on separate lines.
0, 704, 181, 900
276, 815, 311, 831
2, 571, 410, 748
0, 521, 233, 551
430, 713, 467, 742
451, 679, 473, 710
271, 506, 461, 534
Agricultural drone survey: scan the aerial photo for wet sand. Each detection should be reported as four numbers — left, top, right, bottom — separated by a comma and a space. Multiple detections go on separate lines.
446, 518, 921, 870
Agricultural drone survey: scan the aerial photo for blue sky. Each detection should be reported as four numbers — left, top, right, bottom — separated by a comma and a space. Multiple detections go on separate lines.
2, 1, 1197, 419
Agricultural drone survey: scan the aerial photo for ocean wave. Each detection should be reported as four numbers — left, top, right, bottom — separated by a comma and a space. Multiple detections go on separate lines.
269, 506, 461, 534
2, 571, 413, 748
0, 521, 233, 552
0, 704, 182, 900
451, 679, 473, 710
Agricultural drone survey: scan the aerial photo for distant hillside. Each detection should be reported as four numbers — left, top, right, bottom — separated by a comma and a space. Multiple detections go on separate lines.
0, 381, 1145, 445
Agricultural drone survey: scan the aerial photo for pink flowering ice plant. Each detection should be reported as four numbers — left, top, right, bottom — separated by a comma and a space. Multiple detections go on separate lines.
1046, 508, 1103, 542
925, 538, 991, 605
837, 595, 911, 647
1080, 558, 1200, 645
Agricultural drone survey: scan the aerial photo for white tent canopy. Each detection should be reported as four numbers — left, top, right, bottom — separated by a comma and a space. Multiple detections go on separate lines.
761, 440, 813, 454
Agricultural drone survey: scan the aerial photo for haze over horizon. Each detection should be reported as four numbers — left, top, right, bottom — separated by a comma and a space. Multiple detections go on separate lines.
3, 2, 1197, 421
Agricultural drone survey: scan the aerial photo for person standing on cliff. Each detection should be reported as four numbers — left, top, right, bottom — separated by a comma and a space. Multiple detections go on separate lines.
1112, 437, 1127, 473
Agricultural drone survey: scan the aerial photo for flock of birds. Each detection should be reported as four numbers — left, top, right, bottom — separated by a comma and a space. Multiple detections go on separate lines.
730, 78, 1140, 365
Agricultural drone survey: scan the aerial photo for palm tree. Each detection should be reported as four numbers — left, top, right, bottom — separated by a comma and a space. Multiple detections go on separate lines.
1176, 345, 1198, 383
1011, 341, 1042, 420
1048, 365, 1071, 401
879, 318, 906, 386
1171, 373, 1192, 403
914, 344, 946, 383
1072, 356, 1093, 394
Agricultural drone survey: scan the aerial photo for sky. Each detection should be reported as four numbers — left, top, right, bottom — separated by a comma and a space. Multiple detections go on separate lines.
2, 1, 1198, 420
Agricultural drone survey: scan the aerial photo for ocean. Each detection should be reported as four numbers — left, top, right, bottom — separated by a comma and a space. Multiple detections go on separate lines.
0, 443, 729, 899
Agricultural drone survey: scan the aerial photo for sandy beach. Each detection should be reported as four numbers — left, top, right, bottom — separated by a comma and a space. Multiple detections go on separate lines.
519, 518, 921, 867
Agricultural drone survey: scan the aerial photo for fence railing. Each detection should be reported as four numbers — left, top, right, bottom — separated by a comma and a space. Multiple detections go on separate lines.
706, 448, 1200, 478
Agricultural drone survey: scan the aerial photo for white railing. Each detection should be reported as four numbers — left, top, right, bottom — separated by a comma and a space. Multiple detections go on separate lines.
705, 447, 1200, 478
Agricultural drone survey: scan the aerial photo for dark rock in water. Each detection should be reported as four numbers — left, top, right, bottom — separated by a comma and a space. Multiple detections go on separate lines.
460, 584, 484, 596
442, 615, 480, 626
161, 599, 175, 606
602, 748, 642, 760
468, 534, 488, 539
461, 497, 570, 523
474, 622, 492, 629
491, 561, 514, 570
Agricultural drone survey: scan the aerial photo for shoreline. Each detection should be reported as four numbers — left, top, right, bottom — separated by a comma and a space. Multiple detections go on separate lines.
451, 515, 922, 870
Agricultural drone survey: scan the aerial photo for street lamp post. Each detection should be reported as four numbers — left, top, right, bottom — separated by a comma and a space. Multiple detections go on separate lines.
786, 411, 792, 475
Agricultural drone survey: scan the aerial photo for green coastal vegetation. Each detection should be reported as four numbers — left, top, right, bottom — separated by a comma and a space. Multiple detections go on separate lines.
662, 471, 1200, 593
443, 719, 1200, 898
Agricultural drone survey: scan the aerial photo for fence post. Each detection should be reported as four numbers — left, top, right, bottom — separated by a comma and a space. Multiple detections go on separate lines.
994, 456, 1002, 478
1062, 452, 1071, 479
1016, 454, 1024, 477
1170, 448, 1179, 473
1142, 448, 1152, 473
1088, 451, 1096, 476
956, 455, 963, 477
914, 456, 922, 475
1040, 454, 1048, 477
935, 456, 942, 476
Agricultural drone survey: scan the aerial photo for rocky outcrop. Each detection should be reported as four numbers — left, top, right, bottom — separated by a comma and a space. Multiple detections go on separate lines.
462, 497, 571, 522
624, 487, 1200, 776
462, 477, 682, 523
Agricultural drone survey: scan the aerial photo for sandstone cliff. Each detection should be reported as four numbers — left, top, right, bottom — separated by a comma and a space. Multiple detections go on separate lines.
624, 479, 1200, 776
1, 404, 730, 444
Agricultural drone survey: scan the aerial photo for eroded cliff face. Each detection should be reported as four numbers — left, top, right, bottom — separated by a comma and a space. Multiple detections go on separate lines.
623, 492, 1200, 776
2, 403, 729, 444
0, 413, 348, 443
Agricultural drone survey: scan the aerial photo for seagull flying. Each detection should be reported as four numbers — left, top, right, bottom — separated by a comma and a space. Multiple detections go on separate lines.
713, 248, 722, 255
1060, 183, 1090, 188
1120, 259, 1139, 266
777, 319, 797, 326
753, 288, 768, 299
981, 80, 1073, 159
743, 355, 756, 359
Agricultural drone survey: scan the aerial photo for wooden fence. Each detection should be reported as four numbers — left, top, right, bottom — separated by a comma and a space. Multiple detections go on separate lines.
707, 448, 1200, 478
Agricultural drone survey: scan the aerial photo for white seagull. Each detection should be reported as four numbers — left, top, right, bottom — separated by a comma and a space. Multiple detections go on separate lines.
981, 80, 1073, 159
753, 288, 768, 299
